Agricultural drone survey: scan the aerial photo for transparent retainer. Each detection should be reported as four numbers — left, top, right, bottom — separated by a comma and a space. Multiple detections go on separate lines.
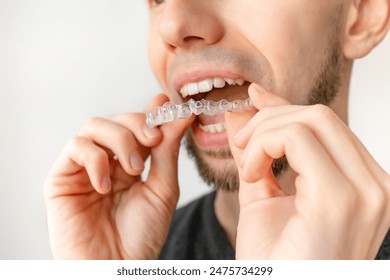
145, 97, 254, 127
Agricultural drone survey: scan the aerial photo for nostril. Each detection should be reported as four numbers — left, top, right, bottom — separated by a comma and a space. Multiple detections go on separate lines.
183, 35, 205, 43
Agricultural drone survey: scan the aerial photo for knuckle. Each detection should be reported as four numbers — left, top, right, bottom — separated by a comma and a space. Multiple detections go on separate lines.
80, 117, 104, 133
92, 148, 108, 163
311, 104, 336, 122
116, 127, 134, 146
67, 136, 107, 163
367, 185, 387, 213
67, 136, 87, 150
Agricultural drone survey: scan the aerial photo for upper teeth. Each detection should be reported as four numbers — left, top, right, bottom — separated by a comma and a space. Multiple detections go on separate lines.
180, 77, 245, 97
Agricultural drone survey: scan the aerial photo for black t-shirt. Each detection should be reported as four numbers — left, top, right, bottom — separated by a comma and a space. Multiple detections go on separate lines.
160, 191, 390, 260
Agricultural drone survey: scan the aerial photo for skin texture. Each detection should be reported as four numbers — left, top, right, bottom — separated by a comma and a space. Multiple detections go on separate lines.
44, 0, 390, 259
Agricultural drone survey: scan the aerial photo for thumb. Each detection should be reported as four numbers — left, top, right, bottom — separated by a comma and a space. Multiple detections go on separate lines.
146, 96, 195, 209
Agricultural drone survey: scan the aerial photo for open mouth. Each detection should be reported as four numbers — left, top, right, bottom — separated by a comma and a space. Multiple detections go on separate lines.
178, 77, 250, 134
180, 77, 246, 98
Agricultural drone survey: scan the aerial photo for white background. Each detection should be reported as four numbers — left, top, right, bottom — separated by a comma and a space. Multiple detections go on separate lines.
0, 1, 389, 259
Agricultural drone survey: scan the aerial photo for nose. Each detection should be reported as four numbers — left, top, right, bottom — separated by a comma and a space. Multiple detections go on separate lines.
158, 1, 224, 52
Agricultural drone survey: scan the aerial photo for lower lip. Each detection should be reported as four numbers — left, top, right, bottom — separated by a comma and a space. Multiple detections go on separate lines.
191, 121, 229, 148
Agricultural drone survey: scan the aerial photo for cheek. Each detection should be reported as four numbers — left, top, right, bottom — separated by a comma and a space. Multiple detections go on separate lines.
147, 27, 168, 90
235, 2, 337, 102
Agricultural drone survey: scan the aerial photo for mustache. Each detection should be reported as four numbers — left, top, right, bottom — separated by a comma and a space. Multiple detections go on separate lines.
167, 46, 273, 87
170, 47, 255, 70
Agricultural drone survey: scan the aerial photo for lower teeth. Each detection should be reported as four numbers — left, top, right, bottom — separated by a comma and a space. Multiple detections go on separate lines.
146, 98, 253, 127
200, 122, 226, 134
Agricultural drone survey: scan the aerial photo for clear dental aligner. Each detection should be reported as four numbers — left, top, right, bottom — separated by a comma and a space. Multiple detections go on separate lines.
146, 97, 254, 128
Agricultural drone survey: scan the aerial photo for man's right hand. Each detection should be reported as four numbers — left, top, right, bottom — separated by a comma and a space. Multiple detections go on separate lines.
44, 94, 193, 259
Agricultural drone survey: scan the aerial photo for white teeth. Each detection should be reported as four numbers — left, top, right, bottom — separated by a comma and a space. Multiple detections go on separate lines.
236, 79, 245, 86
213, 77, 226, 88
198, 79, 214, 93
179, 77, 246, 98
188, 83, 199, 96
199, 122, 226, 134
179, 83, 200, 97
225, 78, 236, 86
180, 85, 189, 97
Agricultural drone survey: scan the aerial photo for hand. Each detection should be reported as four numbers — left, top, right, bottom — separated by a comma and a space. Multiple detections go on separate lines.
225, 84, 390, 259
44, 94, 193, 259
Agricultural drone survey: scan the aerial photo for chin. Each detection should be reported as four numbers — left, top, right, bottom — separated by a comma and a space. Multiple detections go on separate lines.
184, 132, 240, 192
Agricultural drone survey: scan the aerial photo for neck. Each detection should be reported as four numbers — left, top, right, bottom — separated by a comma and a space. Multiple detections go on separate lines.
214, 189, 240, 248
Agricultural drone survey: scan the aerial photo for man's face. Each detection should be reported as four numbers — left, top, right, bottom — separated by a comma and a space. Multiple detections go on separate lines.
147, 0, 346, 191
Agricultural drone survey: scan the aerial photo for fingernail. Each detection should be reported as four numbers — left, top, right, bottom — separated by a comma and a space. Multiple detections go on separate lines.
101, 176, 111, 193
143, 124, 160, 139
130, 151, 144, 171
